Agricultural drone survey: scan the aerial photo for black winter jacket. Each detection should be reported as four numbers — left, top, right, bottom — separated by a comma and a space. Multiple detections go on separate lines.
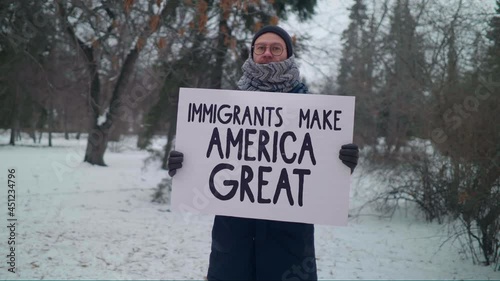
207, 82, 317, 281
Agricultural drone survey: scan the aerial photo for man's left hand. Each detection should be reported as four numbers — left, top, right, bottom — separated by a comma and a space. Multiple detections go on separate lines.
339, 143, 359, 174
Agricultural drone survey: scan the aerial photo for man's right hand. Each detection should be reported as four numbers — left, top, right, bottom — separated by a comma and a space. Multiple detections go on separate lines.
168, 150, 184, 177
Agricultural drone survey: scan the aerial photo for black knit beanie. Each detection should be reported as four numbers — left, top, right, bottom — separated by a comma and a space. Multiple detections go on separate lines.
251, 25, 293, 59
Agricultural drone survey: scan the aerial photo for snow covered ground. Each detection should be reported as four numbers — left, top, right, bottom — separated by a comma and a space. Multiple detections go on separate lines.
0, 133, 498, 280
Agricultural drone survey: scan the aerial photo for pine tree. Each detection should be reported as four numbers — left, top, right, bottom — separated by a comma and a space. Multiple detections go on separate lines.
378, 0, 426, 153
0, 0, 56, 145
335, 0, 377, 147
486, 0, 500, 75
337, 0, 368, 96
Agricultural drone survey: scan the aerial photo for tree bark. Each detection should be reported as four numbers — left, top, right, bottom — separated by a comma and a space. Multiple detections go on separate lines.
9, 85, 20, 146
82, 47, 105, 165
9, 126, 16, 145
64, 108, 69, 140
211, 13, 230, 89
48, 99, 53, 147
84, 124, 109, 166
29, 130, 36, 143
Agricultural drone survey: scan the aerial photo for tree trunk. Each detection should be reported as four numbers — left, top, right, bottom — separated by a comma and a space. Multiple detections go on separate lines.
9, 85, 20, 146
83, 48, 105, 165
29, 118, 36, 143
58, 0, 104, 164
137, 129, 148, 149
29, 129, 36, 143
85, 48, 140, 165
9, 126, 16, 145
211, 13, 230, 89
84, 123, 109, 166
48, 100, 53, 147
64, 108, 69, 140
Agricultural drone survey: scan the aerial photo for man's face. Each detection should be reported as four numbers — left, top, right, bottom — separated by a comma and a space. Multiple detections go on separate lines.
253, 33, 288, 64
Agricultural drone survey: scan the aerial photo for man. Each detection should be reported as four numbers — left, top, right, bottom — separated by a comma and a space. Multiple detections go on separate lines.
168, 25, 359, 281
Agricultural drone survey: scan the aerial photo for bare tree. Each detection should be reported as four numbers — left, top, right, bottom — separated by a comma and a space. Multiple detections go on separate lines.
56, 0, 174, 165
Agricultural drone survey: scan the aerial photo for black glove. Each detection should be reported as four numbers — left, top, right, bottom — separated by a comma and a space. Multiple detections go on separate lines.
168, 150, 184, 177
339, 143, 359, 174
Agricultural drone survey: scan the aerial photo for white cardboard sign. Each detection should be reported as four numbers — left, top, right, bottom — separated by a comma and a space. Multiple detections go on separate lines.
171, 87, 355, 225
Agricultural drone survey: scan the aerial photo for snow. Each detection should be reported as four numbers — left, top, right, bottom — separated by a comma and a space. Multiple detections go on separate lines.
97, 108, 108, 126
0, 132, 498, 280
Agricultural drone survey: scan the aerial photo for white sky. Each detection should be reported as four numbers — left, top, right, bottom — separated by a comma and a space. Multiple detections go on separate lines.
282, 0, 351, 90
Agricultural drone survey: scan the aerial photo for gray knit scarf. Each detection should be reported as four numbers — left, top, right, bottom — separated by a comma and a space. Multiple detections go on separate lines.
237, 55, 301, 92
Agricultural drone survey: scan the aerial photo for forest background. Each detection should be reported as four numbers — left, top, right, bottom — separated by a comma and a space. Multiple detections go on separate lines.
0, 0, 499, 271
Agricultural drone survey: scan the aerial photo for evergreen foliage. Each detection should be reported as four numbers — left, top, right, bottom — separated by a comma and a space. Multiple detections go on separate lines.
335, 0, 377, 147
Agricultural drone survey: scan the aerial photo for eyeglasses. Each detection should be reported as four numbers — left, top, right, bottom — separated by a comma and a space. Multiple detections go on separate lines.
252, 43, 285, 56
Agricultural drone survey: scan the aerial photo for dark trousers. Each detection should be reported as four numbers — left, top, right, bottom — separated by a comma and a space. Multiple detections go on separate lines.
207, 215, 317, 281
